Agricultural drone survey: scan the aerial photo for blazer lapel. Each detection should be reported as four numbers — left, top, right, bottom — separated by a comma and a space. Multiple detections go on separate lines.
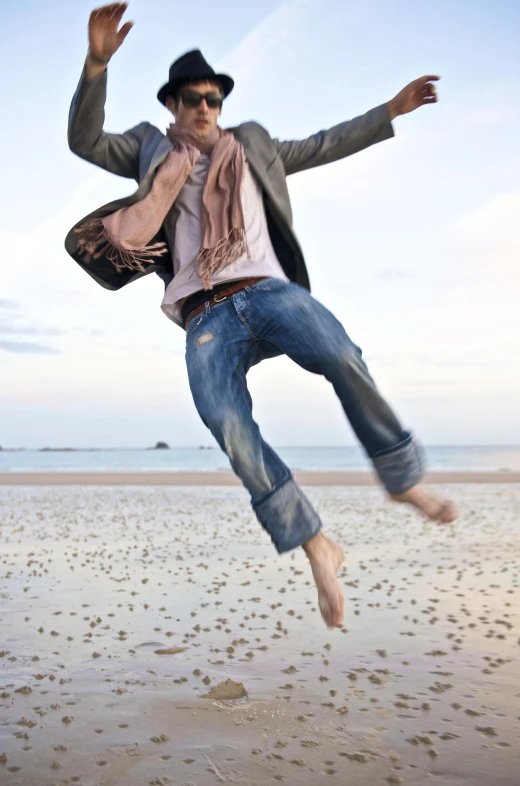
232, 127, 265, 185
147, 136, 174, 177
232, 125, 284, 212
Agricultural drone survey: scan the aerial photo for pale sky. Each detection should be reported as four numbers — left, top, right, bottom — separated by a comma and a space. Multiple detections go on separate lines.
1, 0, 519, 448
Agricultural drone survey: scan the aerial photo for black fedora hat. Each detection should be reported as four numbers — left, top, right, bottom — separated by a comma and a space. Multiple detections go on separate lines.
157, 49, 234, 106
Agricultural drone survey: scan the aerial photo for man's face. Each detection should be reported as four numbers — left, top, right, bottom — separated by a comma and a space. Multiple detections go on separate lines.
167, 80, 223, 141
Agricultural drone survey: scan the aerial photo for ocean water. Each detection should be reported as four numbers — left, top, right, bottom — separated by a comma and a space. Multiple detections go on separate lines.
1, 445, 520, 473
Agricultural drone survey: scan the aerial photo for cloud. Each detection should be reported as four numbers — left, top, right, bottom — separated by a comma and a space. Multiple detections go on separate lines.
0, 340, 59, 354
0, 299, 19, 309
216, 0, 315, 84
77, 328, 106, 338
376, 269, 415, 281
454, 191, 520, 278
0, 321, 64, 337
0, 305, 65, 345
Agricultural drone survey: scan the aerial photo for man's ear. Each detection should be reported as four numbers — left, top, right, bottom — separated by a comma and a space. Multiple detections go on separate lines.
165, 95, 175, 115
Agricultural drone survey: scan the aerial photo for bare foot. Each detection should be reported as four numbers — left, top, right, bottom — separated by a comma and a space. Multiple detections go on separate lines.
302, 532, 345, 627
390, 484, 457, 524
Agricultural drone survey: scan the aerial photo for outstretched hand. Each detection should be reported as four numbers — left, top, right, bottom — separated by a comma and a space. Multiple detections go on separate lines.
387, 75, 440, 120
88, 2, 133, 63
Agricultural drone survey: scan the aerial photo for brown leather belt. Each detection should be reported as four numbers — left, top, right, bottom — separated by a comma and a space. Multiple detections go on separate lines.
184, 277, 268, 330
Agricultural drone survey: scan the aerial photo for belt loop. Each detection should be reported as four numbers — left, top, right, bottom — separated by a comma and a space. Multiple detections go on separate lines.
204, 301, 211, 314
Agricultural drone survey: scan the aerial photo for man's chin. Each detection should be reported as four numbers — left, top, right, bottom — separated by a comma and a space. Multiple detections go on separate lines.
192, 127, 213, 142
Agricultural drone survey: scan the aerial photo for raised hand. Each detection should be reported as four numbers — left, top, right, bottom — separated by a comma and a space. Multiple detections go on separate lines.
88, 2, 133, 63
387, 75, 440, 120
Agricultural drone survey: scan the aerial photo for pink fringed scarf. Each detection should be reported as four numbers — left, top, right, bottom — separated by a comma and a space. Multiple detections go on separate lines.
75, 125, 250, 289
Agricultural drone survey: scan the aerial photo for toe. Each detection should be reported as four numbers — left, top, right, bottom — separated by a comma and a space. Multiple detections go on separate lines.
319, 591, 344, 627
439, 502, 457, 523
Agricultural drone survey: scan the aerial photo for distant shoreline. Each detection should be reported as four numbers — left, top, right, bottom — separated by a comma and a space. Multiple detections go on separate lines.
0, 446, 217, 452
1, 470, 519, 486
1, 445, 520, 452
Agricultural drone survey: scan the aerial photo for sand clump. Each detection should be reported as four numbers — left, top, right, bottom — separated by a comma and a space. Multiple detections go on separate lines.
202, 679, 248, 700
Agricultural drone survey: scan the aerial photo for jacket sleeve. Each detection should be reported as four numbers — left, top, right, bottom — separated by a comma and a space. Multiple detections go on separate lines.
68, 68, 146, 180
272, 104, 394, 176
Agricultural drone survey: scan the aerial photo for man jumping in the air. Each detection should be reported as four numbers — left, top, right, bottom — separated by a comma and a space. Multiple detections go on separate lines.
66, 2, 456, 628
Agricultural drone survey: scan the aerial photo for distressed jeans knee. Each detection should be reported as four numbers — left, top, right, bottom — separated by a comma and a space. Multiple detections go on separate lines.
195, 330, 214, 347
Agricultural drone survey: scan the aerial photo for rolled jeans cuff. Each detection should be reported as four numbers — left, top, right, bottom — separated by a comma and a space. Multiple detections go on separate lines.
371, 434, 425, 494
253, 476, 322, 553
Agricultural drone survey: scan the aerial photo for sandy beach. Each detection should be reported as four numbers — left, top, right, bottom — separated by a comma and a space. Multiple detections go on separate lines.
1, 470, 520, 485
1, 481, 519, 785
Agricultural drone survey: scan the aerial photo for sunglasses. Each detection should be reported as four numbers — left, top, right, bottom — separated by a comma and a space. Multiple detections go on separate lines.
180, 89, 223, 109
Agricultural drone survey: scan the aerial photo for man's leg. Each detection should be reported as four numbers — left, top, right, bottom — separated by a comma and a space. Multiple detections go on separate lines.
185, 300, 345, 626
245, 279, 456, 523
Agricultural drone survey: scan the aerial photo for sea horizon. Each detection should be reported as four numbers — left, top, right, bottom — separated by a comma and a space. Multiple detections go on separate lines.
2, 444, 520, 473
2, 442, 520, 451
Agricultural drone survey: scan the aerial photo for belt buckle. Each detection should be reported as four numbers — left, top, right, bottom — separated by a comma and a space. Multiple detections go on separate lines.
213, 293, 228, 303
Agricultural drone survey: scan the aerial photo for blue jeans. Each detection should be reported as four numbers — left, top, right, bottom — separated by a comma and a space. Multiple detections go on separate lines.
185, 278, 424, 553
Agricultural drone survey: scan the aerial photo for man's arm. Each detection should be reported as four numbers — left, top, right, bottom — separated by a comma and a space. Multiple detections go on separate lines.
273, 105, 393, 177
274, 75, 440, 177
68, 67, 145, 179
68, 3, 142, 179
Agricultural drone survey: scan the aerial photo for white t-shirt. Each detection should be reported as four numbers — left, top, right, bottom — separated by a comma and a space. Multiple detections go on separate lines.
160, 154, 288, 326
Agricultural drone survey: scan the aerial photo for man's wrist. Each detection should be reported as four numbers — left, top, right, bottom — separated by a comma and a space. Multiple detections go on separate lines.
85, 51, 110, 81
87, 50, 111, 66
387, 98, 399, 121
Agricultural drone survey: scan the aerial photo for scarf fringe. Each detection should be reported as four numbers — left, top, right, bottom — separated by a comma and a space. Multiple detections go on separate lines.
75, 218, 168, 273
197, 228, 250, 289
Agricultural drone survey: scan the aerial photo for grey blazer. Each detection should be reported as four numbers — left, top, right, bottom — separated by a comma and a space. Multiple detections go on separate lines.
65, 70, 394, 292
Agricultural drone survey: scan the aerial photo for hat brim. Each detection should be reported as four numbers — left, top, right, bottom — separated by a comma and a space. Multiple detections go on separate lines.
157, 73, 234, 106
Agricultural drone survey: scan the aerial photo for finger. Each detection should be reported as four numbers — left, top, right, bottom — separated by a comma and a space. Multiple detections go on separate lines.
111, 3, 129, 21
117, 20, 134, 42
94, 3, 120, 13
95, 4, 127, 27
96, 2, 126, 18
422, 74, 440, 82
93, 4, 120, 19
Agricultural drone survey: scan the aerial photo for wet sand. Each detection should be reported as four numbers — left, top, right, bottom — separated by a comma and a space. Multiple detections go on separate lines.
1, 470, 520, 485
0, 483, 519, 785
